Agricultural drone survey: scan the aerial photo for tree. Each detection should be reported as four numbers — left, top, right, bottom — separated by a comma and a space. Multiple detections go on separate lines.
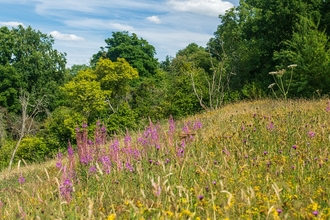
91, 31, 158, 77
8, 90, 46, 170
62, 58, 138, 123
0, 25, 67, 113
274, 17, 330, 96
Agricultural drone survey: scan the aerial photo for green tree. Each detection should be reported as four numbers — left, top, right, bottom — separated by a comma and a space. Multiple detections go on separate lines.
274, 17, 330, 96
91, 31, 158, 77
62, 58, 138, 124
0, 25, 66, 112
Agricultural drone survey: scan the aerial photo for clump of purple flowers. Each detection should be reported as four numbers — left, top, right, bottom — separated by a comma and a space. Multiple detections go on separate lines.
18, 173, 25, 184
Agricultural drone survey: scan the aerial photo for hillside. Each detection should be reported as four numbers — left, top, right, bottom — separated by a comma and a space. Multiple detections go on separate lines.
0, 98, 330, 219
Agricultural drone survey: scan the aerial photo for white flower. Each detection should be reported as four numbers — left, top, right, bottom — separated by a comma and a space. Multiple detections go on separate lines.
268, 83, 276, 89
288, 64, 297, 68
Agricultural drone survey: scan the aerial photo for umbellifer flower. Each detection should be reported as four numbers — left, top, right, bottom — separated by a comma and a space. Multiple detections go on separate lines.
268, 83, 276, 89
288, 64, 297, 68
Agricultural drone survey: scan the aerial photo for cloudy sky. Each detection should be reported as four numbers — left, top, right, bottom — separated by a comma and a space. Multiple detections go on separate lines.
0, 0, 239, 67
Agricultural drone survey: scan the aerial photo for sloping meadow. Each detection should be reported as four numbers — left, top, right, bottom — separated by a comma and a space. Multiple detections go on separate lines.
0, 99, 330, 219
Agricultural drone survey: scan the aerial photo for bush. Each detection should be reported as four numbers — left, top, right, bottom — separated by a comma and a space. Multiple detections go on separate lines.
16, 136, 48, 162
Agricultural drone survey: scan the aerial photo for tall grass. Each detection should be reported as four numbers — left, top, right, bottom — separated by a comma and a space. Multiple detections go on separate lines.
0, 99, 330, 219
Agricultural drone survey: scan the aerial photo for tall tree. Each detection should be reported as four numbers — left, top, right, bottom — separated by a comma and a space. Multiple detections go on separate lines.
91, 31, 158, 77
0, 25, 67, 112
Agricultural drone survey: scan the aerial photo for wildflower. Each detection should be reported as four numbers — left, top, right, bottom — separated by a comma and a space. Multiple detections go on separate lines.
60, 178, 74, 202
288, 64, 297, 68
263, 151, 268, 155
267, 122, 275, 130
107, 214, 116, 220
212, 181, 216, 185
68, 145, 74, 157
198, 195, 204, 200
89, 165, 97, 174
82, 123, 88, 128
268, 83, 276, 89
18, 174, 25, 184
277, 209, 282, 214
313, 211, 318, 216
307, 131, 315, 138
56, 161, 62, 169
326, 102, 330, 112
292, 145, 297, 150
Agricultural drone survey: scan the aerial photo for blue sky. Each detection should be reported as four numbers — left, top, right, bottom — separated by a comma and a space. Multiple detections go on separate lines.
0, 0, 239, 67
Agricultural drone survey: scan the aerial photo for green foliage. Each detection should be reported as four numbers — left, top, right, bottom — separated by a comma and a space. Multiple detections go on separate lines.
210, 0, 328, 97
42, 106, 85, 147
241, 81, 265, 99
15, 136, 48, 162
91, 31, 158, 77
105, 102, 138, 134
130, 71, 169, 121
61, 68, 107, 119
274, 17, 330, 97
0, 25, 66, 113
0, 64, 22, 112
95, 58, 138, 106
0, 140, 14, 169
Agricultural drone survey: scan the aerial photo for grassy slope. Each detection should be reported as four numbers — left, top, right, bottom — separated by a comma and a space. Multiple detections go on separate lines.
0, 98, 330, 219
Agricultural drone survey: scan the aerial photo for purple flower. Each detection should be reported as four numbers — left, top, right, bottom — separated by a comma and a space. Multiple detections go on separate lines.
212, 181, 216, 185
18, 174, 25, 184
198, 195, 204, 200
277, 209, 282, 214
292, 145, 297, 150
68, 146, 74, 157
56, 162, 62, 169
263, 151, 268, 155
193, 120, 202, 130
82, 123, 88, 128
307, 131, 315, 138
313, 211, 318, 216
89, 166, 97, 174
267, 122, 275, 130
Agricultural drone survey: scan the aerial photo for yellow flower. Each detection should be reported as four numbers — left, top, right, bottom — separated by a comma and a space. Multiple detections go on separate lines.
181, 209, 193, 217
107, 214, 116, 220
164, 211, 174, 217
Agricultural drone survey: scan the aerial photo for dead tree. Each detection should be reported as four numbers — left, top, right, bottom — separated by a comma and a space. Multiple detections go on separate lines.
8, 90, 46, 171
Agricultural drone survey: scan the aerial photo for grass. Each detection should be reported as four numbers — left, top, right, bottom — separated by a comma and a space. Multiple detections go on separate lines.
0, 98, 330, 219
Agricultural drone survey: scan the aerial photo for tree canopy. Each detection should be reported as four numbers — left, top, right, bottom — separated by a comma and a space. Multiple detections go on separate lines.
91, 31, 158, 77
0, 25, 66, 112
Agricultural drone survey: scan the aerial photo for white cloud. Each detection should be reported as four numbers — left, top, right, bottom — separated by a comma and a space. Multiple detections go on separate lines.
167, 0, 233, 17
49, 31, 85, 41
0, 21, 25, 27
64, 19, 134, 31
146, 15, 161, 24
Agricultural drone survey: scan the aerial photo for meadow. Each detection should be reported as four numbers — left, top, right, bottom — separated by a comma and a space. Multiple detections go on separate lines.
0, 99, 330, 219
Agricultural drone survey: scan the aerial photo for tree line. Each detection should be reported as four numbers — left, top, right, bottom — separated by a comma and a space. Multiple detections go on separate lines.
0, 0, 330, 169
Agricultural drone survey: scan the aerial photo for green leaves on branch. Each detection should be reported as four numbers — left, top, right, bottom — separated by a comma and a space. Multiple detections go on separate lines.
62, 58, 138, 121
0, 25, 66, 112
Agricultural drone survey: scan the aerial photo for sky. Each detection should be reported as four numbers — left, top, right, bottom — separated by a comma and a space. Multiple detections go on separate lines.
0, 0, 239, 67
